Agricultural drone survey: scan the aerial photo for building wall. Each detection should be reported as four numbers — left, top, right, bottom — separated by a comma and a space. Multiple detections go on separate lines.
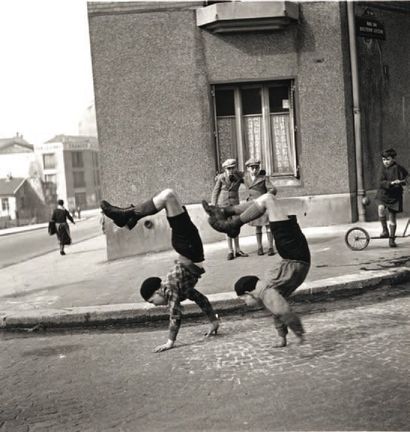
0, 196, 16, 219
89, 3, 217, 207
64, 149, 100, 209
16, 180, 49, 223
89, 1, 355, 259
355, 4, 410, 219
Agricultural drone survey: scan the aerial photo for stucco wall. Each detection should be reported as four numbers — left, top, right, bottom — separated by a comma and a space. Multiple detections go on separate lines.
88, 1, 355, 259
201, 1, 353, 198
89, 3, 216, 207
356, 4, 410, 209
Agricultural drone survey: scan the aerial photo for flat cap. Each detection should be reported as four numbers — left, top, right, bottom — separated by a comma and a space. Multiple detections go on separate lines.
245, 158, 261, 167
222, 158, 237, 169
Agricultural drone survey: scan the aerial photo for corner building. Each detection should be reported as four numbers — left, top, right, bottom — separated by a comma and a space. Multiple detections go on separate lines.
88, 1, 410, 259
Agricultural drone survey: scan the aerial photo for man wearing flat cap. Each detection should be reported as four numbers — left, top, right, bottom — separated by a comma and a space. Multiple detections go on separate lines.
244, 158, 277, 256
211, 158, 248, 260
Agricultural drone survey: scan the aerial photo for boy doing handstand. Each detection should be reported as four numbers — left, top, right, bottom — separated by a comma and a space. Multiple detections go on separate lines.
202, 193, 310, 347
101, 189, 220, 352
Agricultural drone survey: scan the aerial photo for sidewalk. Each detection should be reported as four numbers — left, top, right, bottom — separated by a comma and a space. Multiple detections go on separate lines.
1, 217, 410, 329
0, 208, 100, 237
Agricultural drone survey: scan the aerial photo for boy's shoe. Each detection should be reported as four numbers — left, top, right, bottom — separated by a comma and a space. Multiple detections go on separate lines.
257, 248, 264, 256
235, 250, 248, 257
379, 230, 389, 238
267, 248, 275, 256
206, 214, 241, 238
60, 250, 66, 256
100, 200, 139, 230
201, 200, 226, 219
227, 252, 234, 260
389, 237, 397, 247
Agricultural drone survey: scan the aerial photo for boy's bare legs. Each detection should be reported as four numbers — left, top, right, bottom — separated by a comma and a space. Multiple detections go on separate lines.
378, 204, 389, 238
388, 210, 397, 247
266, 227, 275, 255
152, 188, 184, 217
226, 236, 235, 260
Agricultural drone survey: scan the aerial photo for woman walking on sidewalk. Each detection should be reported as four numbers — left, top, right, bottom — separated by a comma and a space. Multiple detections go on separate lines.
51, 199, 75, 255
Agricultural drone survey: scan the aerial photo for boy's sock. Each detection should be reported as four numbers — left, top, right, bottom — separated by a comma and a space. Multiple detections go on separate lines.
379, 216, 389, 238
127, 199, 158, 230
389, 223, 397, 247
239, 202, 266, 224
282, 312, 305, 341
101, 198, 158, 230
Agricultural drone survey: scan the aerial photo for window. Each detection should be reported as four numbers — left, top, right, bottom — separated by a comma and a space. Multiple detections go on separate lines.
75, 192, 87, 208
73, 171, 85, 188
72, 151, 84, 168
43, 153, 56, 169
213, 80, 298, 177
2, 198, 9, 212
45, 174, 56, 184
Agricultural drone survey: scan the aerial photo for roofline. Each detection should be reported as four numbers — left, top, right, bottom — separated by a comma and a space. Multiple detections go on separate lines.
13, 178, 27, 194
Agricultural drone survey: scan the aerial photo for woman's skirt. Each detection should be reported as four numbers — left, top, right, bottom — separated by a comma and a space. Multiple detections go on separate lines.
56, 222, 72, 245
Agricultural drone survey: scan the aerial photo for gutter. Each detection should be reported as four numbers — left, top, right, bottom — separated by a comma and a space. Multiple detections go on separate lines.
347, 2, 367, 222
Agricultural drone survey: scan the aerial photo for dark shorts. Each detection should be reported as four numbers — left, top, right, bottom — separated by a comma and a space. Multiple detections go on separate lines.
264, 259, 310, 298
167, 208, 204, 263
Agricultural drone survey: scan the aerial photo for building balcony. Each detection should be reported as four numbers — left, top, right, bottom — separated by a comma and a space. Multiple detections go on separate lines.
196, 1, 299, 34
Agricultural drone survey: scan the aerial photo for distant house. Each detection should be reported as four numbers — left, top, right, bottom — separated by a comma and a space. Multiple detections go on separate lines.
0, 175, 49, 228
35, 135, 101, 210
0, 133, 41, 179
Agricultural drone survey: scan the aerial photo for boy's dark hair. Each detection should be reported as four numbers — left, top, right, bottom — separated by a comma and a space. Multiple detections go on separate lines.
234, 275, 259, 296
57, 199, 64, 206
140, 277, 162, 301
382, 148, 397, 158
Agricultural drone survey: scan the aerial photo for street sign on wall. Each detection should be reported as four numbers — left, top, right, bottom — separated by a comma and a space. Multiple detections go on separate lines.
356, 17, 385, 40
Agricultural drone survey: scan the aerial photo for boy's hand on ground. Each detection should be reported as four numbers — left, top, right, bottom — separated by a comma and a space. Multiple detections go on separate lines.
153, 340, 174, 353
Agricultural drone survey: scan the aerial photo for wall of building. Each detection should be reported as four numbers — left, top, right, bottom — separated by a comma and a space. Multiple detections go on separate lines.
89, 2, 217, 208
355, 3, 410, 219
89, 1, 355, 259
16, 180, 49, 223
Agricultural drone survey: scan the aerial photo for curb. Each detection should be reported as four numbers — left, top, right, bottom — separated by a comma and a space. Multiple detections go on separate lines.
1, 267, 410, 331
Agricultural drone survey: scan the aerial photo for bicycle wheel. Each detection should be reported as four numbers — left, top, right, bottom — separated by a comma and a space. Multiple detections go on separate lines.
344, 227, 370, 251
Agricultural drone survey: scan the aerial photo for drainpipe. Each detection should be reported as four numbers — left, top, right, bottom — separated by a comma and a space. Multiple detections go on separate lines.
347, 2, 366, 222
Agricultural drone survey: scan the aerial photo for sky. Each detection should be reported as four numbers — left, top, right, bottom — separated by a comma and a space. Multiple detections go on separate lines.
0, 0, 98, 145
0, 0, 324, 146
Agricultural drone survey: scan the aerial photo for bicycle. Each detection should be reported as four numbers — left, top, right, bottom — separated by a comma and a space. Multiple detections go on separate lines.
344, 218, 410, 251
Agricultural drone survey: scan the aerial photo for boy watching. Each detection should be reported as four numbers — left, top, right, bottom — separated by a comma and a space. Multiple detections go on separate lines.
101, 188, 220, 352
375, 148, 409, 247
202, 192, 310, 347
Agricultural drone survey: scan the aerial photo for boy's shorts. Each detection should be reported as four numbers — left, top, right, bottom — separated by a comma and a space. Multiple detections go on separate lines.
167, 208, 204, 263
264, 259, 310, 298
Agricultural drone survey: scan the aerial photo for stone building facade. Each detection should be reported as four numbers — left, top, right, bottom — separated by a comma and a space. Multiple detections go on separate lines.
88, 1, 410, 259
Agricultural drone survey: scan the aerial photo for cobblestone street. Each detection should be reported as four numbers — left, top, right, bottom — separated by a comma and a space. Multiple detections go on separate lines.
1, 285, 409, 432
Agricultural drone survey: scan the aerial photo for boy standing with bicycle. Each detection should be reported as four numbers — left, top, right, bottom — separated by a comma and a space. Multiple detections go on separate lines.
375, 148, 409, 247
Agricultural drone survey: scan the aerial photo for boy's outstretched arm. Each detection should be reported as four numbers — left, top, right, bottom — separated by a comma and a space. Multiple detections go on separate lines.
153, 296, 181, 353
186, 289, 220, 337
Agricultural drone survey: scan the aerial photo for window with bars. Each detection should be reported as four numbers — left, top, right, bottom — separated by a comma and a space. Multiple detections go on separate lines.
212, 80, 298, 177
